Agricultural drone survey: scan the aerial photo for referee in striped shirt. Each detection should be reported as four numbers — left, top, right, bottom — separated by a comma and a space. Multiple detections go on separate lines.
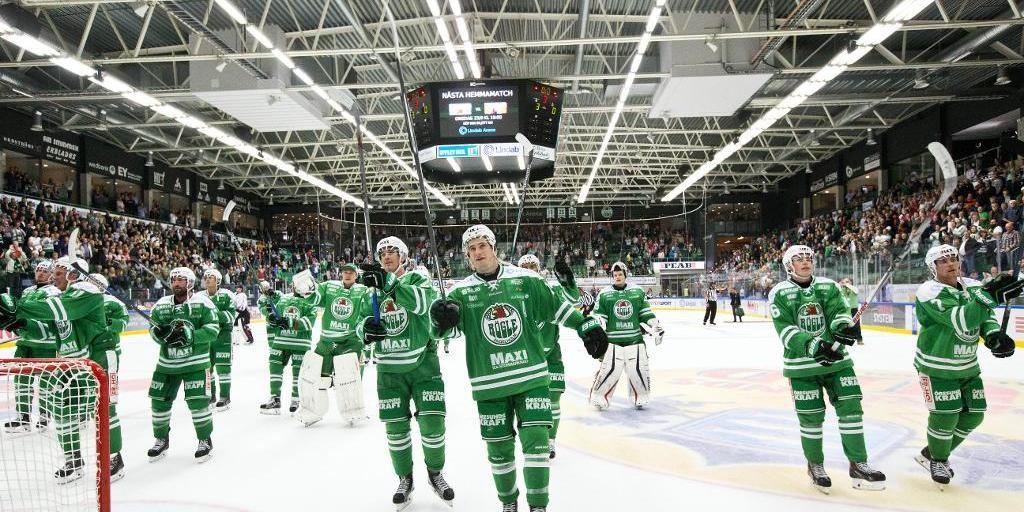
703, 286, 718, 325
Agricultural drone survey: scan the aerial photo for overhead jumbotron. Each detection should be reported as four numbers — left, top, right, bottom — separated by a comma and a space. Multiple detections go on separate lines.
2, 0, 1024, 511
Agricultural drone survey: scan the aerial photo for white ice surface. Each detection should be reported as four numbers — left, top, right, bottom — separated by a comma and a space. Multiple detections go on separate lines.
3, 309, 1022, 512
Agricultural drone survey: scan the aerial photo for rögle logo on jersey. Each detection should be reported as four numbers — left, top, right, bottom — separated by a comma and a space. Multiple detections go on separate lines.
481, 303, 522, 346
331, 296, 353, 319
614, 299, 633, 319
284, 305, 299, 319
381, 299, 409, 335
797, 302, 825, 335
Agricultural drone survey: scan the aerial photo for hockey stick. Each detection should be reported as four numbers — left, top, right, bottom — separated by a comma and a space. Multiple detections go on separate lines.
509, 132, 535, 258
1000, 249, 1021, 334
852, 142, 958, 325
223, 204, 283, 320
355, 108, 380, 322
67, 228, 156, 325
383, 2, 447, 299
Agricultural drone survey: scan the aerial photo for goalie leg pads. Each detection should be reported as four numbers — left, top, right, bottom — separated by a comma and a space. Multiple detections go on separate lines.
333, 352, 367, 426
589, 344, 624, 410
623, 344, 651, 408
297, 351, 330, 427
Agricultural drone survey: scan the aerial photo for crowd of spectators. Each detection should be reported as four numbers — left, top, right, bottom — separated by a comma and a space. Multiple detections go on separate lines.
712, 154, 1024, 297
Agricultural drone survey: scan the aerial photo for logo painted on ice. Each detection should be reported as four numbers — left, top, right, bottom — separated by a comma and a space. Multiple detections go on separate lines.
796, 302, 825, 336
481, 303, 522, 347
381, 299, 409, 336
614, 299, 633, 320
331, 296, 354, 320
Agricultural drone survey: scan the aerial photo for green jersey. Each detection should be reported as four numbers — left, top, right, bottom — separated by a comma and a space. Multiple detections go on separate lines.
93, 294, 129, 354
149, 293, 220, 374
17, 282, 106, 359
364, 269, 439, 373
272, 293, 317, 351
839, 283, 859, 309
315, 280, 370, 352
541, 281, 580, 356
592, 284, 655, 346
16, 284, 60, 350
258, 292, 281, 340
195, 288, 237, 342
768, 277, 855, 378
446, 264, 590, 401
913, 278, 999, 379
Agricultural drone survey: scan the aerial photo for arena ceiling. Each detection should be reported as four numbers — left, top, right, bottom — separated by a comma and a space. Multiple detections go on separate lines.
1, 0, 1022, 211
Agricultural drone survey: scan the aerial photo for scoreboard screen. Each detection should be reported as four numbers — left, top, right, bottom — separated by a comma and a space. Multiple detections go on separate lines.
407, 79, 563, 185
437, 82, 520, 139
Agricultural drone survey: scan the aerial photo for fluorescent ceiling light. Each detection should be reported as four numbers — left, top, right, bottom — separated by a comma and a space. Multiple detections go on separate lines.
446, 157, 461, 172
152, 104, 185, 119
51, 57, 95, 77
310, 85, 330, 100
89, 74, 134, 94
123, 90, 161, 107
1, 33, 60, 57
516, 153, 525, 170
293, 68, 314, 86
176, 115, 207, 130
509, 182, 520, 204
245, 25, 274, 49
272, 48, 295, 68
213, 0, 247, 25
882, 0, 934, 23
857, 23, 902, 46
481, 154, 493, 171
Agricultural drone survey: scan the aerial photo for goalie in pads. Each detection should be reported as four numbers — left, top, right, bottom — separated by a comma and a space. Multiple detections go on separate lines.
589, 261, 663, 410
297, 265, 371, 427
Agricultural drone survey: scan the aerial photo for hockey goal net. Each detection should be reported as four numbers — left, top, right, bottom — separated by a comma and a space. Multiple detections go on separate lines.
0, 358, 110, 512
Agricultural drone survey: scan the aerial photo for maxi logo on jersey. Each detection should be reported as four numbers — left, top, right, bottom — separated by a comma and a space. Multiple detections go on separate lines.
331, 296, 354, 320
481, 303, 522, 347
380, 299, 409, 336
614, 299, 634, 320
797, 302, 825, 336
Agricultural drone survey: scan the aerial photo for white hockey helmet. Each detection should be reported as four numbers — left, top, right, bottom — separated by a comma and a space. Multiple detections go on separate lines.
611, 261, 628, 276
462, 224, 496, 253
258, 280, 272, 293
89, 273, 109, 290
517, 254, 541, 269
782, 245, 815, 276
35, 259, 54, 273
203, 268, 222, 286
55, 257, 88, 282
169, 267, 197, 290
376, 236, 409, 260
925, 244, 960, 278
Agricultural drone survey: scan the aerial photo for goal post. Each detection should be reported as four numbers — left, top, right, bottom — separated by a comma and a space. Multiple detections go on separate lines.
0, 358, 110, 512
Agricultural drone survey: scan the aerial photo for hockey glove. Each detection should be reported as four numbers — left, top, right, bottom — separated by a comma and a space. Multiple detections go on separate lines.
363, 318, 387, 345
983, 332, 1016, 358
642, 318, 665, 346
270, 314, 291, 330
430, 300, 460, 334
152, 324, 173, 342
832, 324, 862, 346
579, 317, 609, 359
807, 337, 843, 366
554, 260, 576, 290
359, 264, 395, 293
979, 274, 1023, 306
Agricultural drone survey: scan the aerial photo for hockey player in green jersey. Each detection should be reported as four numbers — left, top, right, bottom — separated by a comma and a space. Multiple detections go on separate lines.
430, 224, 608, 512
194, 269, 237, 411
1, 257, 107, 483
89, 273, 128, 482
2, 260, 59, 435
146, 267, 220, 463
768, 244, 885, 493
838, 277, 863, 345
296, 265, 370, 427
359, 237, 454, 510
259, 276, 317, 415
516, 254, 582, 459
912, 244, 1020, 489
588, 261, 663, 411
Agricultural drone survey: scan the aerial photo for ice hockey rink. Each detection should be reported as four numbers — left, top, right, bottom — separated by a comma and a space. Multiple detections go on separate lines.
4, 306, 1022, 512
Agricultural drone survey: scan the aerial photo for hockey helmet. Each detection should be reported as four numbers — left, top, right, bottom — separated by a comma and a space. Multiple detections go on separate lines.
203, 268, 222, 286
55, 257, 88, 282
89, 273, 109, 290
292, 270, 317, 297
462, 224, 496, 253
925, 244, 959, 278
517, 254, 541, 270
376, 236, 409, 260
610, 261, 628, 277
169, 267, 197, 290
782, 245, 815, 276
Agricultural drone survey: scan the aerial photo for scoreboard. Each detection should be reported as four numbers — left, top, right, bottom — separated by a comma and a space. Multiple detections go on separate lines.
407, 79, 562, 185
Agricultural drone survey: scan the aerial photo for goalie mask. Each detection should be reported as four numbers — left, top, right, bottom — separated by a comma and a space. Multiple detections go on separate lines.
376, 236, 409, 261
782, 245, 815, 277
292, 270, 316, 297
925, 244, 959, 279
517, 254, 541, 270
462, 224, 496, 253
169, 267, 197, 290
